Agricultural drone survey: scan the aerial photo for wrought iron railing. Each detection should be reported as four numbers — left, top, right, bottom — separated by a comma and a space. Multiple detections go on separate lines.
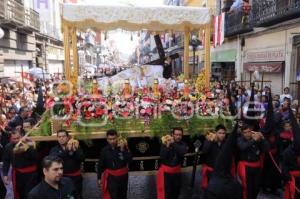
0, 0, 5, 18
224, 0, 300, 37
40, 22, 62, 40
25, 8, 40, 31
252, 0, 300, 27
2, 0, 40, 31
4, 0, 25, 25
225, 10, 253, 37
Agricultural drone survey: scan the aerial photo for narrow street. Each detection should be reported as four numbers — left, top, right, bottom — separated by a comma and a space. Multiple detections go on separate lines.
82, 168, 281, 199
0, 0, 300, 199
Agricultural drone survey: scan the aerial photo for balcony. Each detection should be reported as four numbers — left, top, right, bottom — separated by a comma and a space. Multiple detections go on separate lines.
225, 11, 253, 37
252, 0, 300, 27
5, 0, 25, 25
0, 0, 5, 18
25, 8, 40, 31
0, 0, 40, 32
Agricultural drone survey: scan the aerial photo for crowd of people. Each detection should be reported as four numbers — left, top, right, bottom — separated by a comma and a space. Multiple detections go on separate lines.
0, 79, 300, 199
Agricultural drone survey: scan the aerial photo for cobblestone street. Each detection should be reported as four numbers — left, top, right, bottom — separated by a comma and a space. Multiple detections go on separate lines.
82, 167, 281, 199
0, 166, 283, 199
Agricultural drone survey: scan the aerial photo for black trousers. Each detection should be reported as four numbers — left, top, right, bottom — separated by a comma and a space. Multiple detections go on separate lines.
164, 173, 181, 199
65, 175, 83, 199
261, 153, 281, 192
0, 177, 6, 199
14, 171, 38, 199
107, 173, 128, 199
201, 176, 243, 199
246, 167, 261, 199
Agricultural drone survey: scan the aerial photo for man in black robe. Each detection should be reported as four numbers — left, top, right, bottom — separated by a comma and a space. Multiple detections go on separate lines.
2, 130, 38, 199
97, 129, 131, 199
282, 107, 300, 199
237, 124, 268, 199
157, 127, 188, 199
50, 129, 85, 199
202, 124, 243, 199
260, 91, 281, 195
201, 124, 227, 189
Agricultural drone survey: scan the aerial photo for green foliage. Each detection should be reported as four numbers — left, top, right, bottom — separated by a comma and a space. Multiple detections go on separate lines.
31, 112, 234, 138
29, 111, 52, 136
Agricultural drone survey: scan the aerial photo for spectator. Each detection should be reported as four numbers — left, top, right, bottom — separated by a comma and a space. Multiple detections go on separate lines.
7, 106, 30, 134
229, 0, 244, 12
5, 106, 16, 121
0, 114, 10, 151
280, 87, 293, 103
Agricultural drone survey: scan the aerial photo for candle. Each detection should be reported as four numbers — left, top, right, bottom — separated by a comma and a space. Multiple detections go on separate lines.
153, 79, 160, 98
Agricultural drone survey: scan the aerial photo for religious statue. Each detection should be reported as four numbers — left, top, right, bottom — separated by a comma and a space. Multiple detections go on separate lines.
92, 79, 100, 96
122, 79, 132, 99
183, 80, 190, 99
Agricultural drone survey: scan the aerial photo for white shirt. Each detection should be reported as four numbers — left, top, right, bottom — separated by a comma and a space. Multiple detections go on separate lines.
280, 94, 293, 103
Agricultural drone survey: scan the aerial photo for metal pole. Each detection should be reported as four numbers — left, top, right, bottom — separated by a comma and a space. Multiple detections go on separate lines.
43, 40, 46, 82
261, 71, 264, 90
193, 47, 196, 76
190, 140, 201, 188
0, 82, 4, 114
21, 64, 25, 101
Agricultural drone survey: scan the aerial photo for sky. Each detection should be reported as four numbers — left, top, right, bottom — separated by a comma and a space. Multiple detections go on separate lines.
104, 30, 139, 63
76, 0, 165, 63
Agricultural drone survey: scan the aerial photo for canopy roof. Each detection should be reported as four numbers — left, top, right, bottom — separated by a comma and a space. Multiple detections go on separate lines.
62, 3, 211, 31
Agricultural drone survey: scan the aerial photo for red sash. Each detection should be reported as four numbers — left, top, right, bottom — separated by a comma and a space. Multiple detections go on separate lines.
64, 169, 81, 177
101, 167, 128, 199
157, 164, 181, 199
12, 165, 37, 199
237, 157, 263, 199
284, 171, 300, 199
201, 164, 214, 189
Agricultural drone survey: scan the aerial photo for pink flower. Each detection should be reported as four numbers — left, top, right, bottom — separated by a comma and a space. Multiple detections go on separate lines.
140, 109, 146, 114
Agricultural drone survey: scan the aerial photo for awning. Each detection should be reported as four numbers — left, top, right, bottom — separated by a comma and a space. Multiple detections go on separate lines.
62, 4, 211, 31
211, 49, 236, 62
244, 62, 283, 73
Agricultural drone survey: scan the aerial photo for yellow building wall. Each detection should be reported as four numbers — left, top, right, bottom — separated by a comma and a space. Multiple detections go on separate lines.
198, 0, 216, 9
185, 0, 200, 7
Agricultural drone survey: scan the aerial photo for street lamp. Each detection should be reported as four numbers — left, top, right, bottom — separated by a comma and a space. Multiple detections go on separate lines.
189, 35, 202, 76
0, 27, 5, 39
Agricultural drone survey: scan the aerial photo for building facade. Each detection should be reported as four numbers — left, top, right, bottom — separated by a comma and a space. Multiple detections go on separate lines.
33, 0, 64, 77
0, 0, 66, 79
213, 0, 300, 96
0, 0, 40, 78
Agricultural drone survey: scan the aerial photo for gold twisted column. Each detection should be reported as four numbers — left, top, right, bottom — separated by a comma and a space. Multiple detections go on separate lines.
184, 27, 190, 80
63, 24, 71, 81
71, 27, 79, 93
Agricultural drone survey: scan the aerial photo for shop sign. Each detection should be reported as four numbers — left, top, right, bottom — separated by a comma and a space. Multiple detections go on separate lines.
245, 50, 285, 62
244, 62, 283, 73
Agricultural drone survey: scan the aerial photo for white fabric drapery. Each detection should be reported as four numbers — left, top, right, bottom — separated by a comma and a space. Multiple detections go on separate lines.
62, 4, 211, 31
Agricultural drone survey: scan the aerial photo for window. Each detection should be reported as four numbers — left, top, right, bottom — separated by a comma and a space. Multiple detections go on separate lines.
297, 46, 300, 69
16, 32, 27, 50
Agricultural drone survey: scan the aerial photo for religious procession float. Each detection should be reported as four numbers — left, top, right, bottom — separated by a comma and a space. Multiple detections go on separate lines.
28, 3, 235, 172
